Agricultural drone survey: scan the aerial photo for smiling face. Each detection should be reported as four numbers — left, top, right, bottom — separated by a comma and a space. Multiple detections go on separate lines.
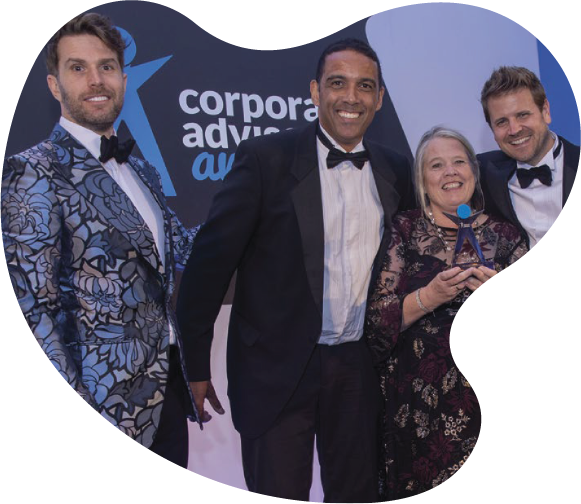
310, 49, 384, 152
423, 137, 476, 219
487, 88, 553, 166
47, 34, 127, 136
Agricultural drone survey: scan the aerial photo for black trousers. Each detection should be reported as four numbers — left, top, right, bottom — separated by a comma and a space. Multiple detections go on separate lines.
240, 340, 381, 502
149, 346, 190, 468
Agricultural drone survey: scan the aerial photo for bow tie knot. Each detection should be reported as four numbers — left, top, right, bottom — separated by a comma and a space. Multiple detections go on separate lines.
326, 148, 369, 169
316, 127, 369, 169
99, 135, 135, 164
516, 165, 552, 188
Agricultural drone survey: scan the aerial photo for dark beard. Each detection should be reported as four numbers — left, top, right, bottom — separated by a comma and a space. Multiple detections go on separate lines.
60, 86, 123, 135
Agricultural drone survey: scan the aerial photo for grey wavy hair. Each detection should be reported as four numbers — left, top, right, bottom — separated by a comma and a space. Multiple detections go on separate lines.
413, 126, 485, 216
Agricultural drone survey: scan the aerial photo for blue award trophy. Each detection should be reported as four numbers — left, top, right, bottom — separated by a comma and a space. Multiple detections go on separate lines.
443, 204, 494, 269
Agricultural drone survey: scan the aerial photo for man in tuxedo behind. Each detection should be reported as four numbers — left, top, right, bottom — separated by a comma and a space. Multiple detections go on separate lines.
177, 38, 415, 502
478, 66, 579, 247
1, 12, 199, 467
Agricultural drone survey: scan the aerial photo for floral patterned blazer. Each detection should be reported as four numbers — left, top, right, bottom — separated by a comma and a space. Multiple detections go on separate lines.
1, 124, 199, 447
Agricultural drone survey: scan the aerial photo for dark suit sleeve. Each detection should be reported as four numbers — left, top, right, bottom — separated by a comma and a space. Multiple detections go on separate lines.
477, 153, 495, 213
397, 156, 415, 211
477, 152, 515, 224
1, 155, 98, 406
562, 138, 580, 206
177, 140, 262, 381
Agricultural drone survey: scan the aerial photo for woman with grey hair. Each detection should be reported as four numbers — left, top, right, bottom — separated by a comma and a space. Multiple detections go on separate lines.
365, 126, 527, 499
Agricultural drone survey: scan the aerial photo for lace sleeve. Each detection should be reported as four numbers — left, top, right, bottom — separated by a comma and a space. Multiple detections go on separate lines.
492, 219, 529, 269
507, 236, 528, 266
365, 219, 409, 366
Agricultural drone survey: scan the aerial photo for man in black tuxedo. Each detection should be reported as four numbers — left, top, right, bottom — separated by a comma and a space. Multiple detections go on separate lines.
177, 38, 414, 502
477, 66, 579, 247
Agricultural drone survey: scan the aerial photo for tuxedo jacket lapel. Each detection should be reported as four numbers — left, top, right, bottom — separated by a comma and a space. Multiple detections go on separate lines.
127, 156, 172, 279
290, 124, 325, 314
366, 141, 401, 228
289, 124, 408, 313
485, 136, 579, 214
365, 141, 405, 291
129, 157, 166, 212
561, 137, 579, 206
49, 125, 163, 274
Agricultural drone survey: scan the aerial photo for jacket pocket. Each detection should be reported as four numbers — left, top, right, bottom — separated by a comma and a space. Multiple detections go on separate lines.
233, 310, 261, 347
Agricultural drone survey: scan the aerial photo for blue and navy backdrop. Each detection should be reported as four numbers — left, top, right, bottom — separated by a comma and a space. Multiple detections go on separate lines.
7, 1, 578, 234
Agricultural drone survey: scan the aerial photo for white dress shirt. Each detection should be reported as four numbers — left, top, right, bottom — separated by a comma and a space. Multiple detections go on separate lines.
508, 132, 563, 248
59, 117, 176, 344
317, 126, 384, 346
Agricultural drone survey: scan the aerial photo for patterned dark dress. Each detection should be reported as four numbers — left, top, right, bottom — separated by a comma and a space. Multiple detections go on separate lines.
365, 208, 527, 500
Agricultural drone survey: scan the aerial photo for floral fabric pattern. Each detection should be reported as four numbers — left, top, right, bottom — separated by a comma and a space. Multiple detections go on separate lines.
365, 208, 527, 499
1, 124, 199, 447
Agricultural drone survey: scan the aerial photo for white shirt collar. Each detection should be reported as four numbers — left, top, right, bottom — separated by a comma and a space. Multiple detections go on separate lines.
59, 116, 117, 164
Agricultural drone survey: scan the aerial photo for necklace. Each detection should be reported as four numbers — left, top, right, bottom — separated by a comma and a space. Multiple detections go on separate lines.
427, 210, 454, 251
427, 208, 485, 252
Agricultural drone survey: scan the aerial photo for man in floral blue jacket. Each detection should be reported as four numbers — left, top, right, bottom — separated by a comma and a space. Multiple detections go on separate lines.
1, 12, 199, 467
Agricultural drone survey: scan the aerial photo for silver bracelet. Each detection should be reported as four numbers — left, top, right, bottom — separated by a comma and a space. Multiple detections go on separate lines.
415, 288, 432, 314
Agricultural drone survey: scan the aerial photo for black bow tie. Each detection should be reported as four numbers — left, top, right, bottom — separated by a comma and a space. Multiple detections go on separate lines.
516, 165, 552, 188
515, 137, 561, 188
99, 135, 135, 164
317, 128, 369, 169
326, 149, 369, 169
